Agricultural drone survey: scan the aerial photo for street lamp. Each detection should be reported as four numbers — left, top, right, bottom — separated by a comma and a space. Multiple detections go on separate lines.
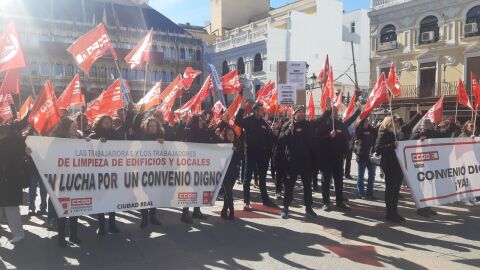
309, 73, 317, 89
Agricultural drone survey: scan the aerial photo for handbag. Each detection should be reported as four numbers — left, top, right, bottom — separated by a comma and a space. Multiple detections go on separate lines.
369, 152, 382, 166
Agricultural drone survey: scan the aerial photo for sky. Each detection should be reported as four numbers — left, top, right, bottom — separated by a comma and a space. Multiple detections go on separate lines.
149, 0, 370, 26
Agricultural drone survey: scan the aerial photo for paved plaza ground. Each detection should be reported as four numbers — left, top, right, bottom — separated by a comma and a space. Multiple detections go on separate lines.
1, 163, 480, 270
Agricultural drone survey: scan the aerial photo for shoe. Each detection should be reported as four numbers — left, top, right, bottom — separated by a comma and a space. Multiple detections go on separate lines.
357, 195, 365, 200
305, 207, 318, 218
464, 200, 474, 206
313, 186, 320, 192
227, 209, 235, 220
140, 217, 148, 229
253, 181, 260, 189
322, 204, 331, 212
473, 199, 480, 206
280, 208, 289, 219
345, 175, 353, 180
10, 235, 25, 244
236, 179, 243, 184
426, 208, 437, 215
221, 208, 228, 219
416, 208, 431, 218
336, 203, 351, 211
57, 238, 67, 248
97, 226, 106, 236
69, 236, 82, 245
192, 211, 208, 220
276, 192, 282, 200
28, 210, 36, 217
386, 215, 405, 223
263, 200, 278, 208
109, 224, 120, 233
243, 203, 252, 211
365, 196, 376, 201
37, 209, 47, 216
180, 213, 193, 224
395, 215, 406, 222
150, 216, 161, 225
46, 220, 57, 231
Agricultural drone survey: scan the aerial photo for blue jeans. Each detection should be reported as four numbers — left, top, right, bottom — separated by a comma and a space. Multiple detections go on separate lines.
357, 161, 376, 197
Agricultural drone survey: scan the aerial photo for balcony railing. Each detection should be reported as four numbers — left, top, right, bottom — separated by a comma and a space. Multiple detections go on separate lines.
397, 81, 458, 99
371, 0, 415, 10
214, 26, 267, 52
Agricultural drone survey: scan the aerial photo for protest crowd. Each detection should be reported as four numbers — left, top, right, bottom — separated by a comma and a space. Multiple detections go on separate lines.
1, 22, 480, 248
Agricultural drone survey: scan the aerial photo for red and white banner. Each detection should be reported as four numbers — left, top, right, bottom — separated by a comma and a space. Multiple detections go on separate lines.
343, 93, 356, 122
360, 73, 389, 120
386, 63, 401, 97
26, 136, 233, 217
158, 75, 184, 125
67, 23, 117, 74
456, 79, 473, 110
85, 79, 124, 122
0, 68, 20, 94
174, 75, 212, 119
0, 93, 13, 106
182, 67, 202, 90
396, 137, 480, 208
137, 81, 162, 111
124, 29, 153, 69
18, 95, 33, 120
221, 69, 242, 95
0, 22, 26, 73
423, 96, 444, 124
28, 81, 61, 135
0, 103, 13, 124
57, 74, 85, 109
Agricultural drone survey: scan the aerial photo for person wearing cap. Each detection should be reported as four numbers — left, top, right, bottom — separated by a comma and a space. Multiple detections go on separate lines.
278, 105, 317, 219
235, 101, 277, 209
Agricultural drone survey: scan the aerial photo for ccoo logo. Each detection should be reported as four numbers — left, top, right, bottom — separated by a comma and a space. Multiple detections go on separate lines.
0, 34, 19, 65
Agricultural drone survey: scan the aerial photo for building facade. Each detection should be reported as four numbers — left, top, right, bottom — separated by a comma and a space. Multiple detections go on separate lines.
205, 0, 371, 108
0, 0, 203, 103
369, 0, 480, 121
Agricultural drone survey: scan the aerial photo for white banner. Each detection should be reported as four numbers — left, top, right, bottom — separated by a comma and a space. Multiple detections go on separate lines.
26, 136, 233, 217
277, 84, 296, 105
396, 138, 480, 208
286, 61, 306, 89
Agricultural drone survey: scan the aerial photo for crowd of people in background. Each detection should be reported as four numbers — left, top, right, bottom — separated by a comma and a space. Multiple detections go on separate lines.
1, 98, 479, 248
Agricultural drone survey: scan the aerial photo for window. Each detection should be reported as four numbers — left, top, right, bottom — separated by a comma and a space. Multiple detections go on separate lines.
419, 16, 439, 44
170, 72, 175, 81
149, 71, 155, 82
121, 69, 127, 79
29, 63, 38, 75
65, 64, 74, 77
170, 47, 176, 60
196, 50, 201, 61
89, 66, 97, 78
253, 53, 263, 72
180, 48, 186, 60
466, 5, 480, 24
350, 22, 356, 33
419, 62, 436, 98
162, 71, 167, 82
222, 61, 229, 76
237, 57, 245, 75
127, 70, 137, 81
40, 63, 50, 76
380, 24, 397, 43
139, 70, 145, 81
54, 64, 64, 77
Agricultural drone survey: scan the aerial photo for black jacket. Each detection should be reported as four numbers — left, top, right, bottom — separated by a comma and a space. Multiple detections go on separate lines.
355, 123, 378, 163
0, 132, 28, 207
278, 119, 315, 171
234, 109, 272, 153
374, 130, 402, 176
183, 126, 210, 144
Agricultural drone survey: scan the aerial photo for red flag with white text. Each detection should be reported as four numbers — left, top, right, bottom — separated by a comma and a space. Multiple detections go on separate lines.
307, 91, 315, 120
320, 67, 334, 111
67, 23, 117, 74
124, 29, 153, 69
0, 103, 13, 124
0, 68, 20, 94
137, 81, 162, 111
221, 69, 242, 94
0, 22, 26, 73
0, 93, 13, 106
28, 81, 60, 135
318, 55, 330, 84
360, 73, 389, 120
386, 63, 401, 97
456, 79, 473, 110
57, 74, 85, 109
342, 93, 356, 122
174, 75, 212, 119
157, 76, 184, 125
182, 67, 202, 90
471, 72, 480, 110
18, 95, 33, 120
85, 79, 124, 122
423, 96, 444, 124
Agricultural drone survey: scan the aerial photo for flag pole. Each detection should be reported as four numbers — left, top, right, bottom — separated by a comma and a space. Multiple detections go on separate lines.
27, 73, 37, 99
143, 63, 148, 96
474, 109, 478, 137
114, 59, 128, 140
388, 93, 397, 141
454, 102, 459, 124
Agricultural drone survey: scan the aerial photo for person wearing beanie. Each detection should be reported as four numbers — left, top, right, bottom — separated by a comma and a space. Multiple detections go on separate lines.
278, 105, 317, 219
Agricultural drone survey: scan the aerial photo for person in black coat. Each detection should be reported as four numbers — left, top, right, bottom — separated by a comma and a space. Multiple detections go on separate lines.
271, 119, 287, 199
88, 115, 121, 235
278, 106, 317, 219
135, 117, 164, 228
354, 118, 378, 200
220, 127, 242, 220
0, 125, 28, 243
375, 116, 405, 223
234, 102, 277, 209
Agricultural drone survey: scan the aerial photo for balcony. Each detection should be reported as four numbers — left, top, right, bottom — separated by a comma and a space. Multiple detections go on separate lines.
377, 40, 398, 52
397, 81, 458, 99
370, 0, 415, 10
214, 26, 267, 53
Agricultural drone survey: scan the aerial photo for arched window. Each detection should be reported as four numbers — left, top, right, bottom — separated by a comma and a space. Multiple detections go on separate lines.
222, 61, 229, 76
466, 5, 480, 24
380, 24, 397, 43
237, 57, 245, 75
253, 53, 263, 72
419, 16, 439, 44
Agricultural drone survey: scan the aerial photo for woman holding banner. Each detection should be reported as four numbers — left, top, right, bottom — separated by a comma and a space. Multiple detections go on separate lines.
375, 116, 405, 223
50, 117, 82, 247
136, 117, 164, 228
88, 115, 121, 235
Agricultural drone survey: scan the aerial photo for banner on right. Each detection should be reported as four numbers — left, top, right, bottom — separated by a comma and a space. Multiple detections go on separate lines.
396, 138, 480, 208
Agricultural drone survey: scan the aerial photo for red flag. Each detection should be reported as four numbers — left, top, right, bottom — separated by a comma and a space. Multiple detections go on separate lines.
182, 67, 202, 90
57, 74, 85, 109
360, 73, 389, 120
137, 81, 162, 111
158, 76, 184, 125
0, 68, 20, 94
0, 93, 13, 106
456, 79, 473, 110
386, 63, 401, 97
342, 93, 357, 122
307, 91, 315, 120
0, 103, 13, 124
423, 96, 444, 124
124, 29, 153, 69
212, 100, 226, 122
224, 94, 244, 125
471, 72, 480, 110
256, 82, 276, 106
28, 81, 61, 135
221, 69, 242, 94
67, 23, 117, 74
85, 79, 124, 122
333, 91, 343, 111
320, 68, 334, 111
18, 95, 33, 120
266, 90, 279, 116
175, 75, 212, 119
317, 55, 330, 84
0, 22, 26, 73
256, 81, 273, 98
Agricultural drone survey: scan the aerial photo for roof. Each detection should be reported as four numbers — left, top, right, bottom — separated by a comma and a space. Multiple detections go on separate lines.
0, 0, 186, 34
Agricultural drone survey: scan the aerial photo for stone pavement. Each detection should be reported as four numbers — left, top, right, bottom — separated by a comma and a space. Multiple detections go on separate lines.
1, 163, 480, 270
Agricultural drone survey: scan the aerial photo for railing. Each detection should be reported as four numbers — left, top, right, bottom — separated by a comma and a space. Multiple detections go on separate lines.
397, 81, 458, 99
371, 0, 415, 10
214, 26, 267, 52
